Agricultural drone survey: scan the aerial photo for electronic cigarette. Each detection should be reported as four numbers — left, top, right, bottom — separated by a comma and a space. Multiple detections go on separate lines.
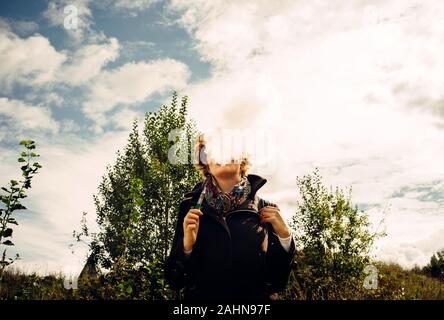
193, 179, 208, 210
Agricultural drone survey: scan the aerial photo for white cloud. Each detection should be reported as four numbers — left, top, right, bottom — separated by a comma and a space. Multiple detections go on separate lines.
113, 0, 160, 12
370, 209, 444, 268
83, 59, 190, 131
26, 92, 65, 108
110, 107, 143, 130
43, 0, 159, 42
0, 27, 66, 90
58, 119, 82, 134
0, 98, 59, 134
43, 0, 95, 43
12, 20, 39, 35
0, 17, 39, 35
0, 19, 119, 90
120, 40, 157, 59
58, 37, 120, 85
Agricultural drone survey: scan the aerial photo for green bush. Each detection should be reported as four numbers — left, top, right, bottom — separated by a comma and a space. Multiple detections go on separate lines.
423, 250, 444, 281
283, 168, 385, 300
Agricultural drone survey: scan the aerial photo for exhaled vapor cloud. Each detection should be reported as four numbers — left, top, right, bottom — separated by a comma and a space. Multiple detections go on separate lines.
168, 0, 444, 268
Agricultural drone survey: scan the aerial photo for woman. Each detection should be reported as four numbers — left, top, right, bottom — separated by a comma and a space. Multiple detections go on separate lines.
164, 133, 295, 301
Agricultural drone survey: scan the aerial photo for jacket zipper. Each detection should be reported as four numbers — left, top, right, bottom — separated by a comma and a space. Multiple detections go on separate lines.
225, 208, 259, 219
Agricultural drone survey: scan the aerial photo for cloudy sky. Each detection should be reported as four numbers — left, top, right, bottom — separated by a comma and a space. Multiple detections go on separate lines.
0, 0, 443, 276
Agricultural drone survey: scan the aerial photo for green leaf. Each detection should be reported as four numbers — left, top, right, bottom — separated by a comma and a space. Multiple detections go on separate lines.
11, 203, 26, 210
19, 140, 34, 146
10, 180, 18, 186
126, 285, 133, 294
33, 162, 42, 169
3, 228, 13, 238
18, 157, 26, 162
7, 218, 18, 225
2, 240, 14, 246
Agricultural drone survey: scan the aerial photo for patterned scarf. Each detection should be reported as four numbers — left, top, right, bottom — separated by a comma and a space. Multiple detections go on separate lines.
204, 174, 251, 216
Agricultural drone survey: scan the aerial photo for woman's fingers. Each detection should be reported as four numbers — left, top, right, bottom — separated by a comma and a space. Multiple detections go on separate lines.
184, 210, 202, 224
260, 206, 279, 214
259, 211, 274, 218
184, 210, 201, 229
189, 209, 203, 216
183, 209, 202, 248
259, 208, 280, 224
187, 212, 202, 220
183, 211, 201, 224
259, 206, 280, 219
184, 216, 199, 225
184, 216, 199, 223
187, 223, 197, 230
259, 210, 277, 219
185, 219, 199, 226
185, 213, 200, 222
260, 216, 276, 223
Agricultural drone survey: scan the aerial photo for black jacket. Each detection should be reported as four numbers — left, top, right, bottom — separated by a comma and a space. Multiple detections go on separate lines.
164, 174, 296, 301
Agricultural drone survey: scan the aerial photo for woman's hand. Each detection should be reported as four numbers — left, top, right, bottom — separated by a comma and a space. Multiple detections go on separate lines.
183, 208, 203, 251
259, 205, 291, 238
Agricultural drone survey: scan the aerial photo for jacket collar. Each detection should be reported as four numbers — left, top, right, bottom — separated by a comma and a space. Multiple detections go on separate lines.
183, 174, 268, 240
183, 174, 267, 199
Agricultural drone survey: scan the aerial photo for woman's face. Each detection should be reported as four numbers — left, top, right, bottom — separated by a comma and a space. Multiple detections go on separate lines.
200, 140, 242, 178
208, 161, 240, 178
206, 155, 241, 179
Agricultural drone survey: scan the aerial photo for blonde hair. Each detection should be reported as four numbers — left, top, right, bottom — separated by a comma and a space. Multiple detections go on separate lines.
194, 133, 251, 181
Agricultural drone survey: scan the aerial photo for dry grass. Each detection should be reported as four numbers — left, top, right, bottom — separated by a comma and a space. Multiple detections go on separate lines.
1, 262, 443, 300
